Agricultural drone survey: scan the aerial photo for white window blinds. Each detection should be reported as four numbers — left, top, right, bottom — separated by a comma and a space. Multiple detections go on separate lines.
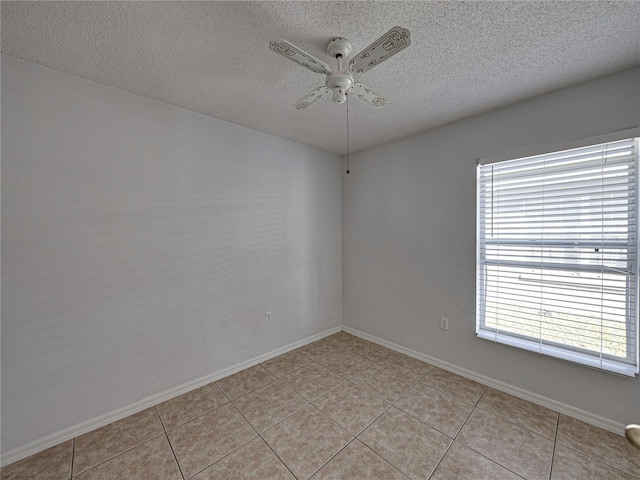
477, 137, 639, 376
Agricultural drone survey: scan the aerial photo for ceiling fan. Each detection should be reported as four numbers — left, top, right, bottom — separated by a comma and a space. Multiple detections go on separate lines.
269, 26, 411, 110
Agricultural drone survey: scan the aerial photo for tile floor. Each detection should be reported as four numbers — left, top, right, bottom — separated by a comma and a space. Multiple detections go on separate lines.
3, 331, 639, 480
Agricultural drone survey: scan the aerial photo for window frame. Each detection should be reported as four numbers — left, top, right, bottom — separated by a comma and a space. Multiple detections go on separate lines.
476, 130, 640, 377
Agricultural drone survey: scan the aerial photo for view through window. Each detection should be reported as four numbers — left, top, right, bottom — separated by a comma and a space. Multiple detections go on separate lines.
476, 137, 639, 376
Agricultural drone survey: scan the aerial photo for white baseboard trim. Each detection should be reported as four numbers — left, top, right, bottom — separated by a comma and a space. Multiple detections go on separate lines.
0, 326, 342, 467
343, 326, 627, 436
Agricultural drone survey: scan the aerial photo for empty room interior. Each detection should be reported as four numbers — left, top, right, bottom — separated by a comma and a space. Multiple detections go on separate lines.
2, 2, 640, 479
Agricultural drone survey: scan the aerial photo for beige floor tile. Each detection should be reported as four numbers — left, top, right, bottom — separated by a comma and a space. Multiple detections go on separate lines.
191, 437, 295, 480
556, 414, 640, 477
395, 382, 473, 437
324, 332, 360, 348
73, 407, 164, 474
551, 443, 638, 480
422, 368, 486, 405
233, 379, 308, 433
457, 409, 553, 480
215, 365, 276, 400
261, 350, 313, 378
350, 363, 416, 403
281, 363, 344, 401
167, 403, 257, 478
296, 339, 344, 361
477, 388, 558, 439
318, 350, 373, 377
377, 351, 433, 380
72, 435, 181, 480
157, 382, 229, 430
313, 381, 390, 435
430, 442, 521, 480
347, 339, 393, 361
358, 407, 451, 480
310, 439, 409, 480
0, 440, 72, 480
261, 405, 353, 480
14, 342, 640, 480
331, 331, 359, 341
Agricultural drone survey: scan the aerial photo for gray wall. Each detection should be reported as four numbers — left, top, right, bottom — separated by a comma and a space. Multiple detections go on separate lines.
1, 55, 342, 454
3, 52, 639, 458
343, 67, 640, 426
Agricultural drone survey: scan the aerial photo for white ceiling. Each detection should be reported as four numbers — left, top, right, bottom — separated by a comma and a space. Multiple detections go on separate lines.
2, 1, 639, 155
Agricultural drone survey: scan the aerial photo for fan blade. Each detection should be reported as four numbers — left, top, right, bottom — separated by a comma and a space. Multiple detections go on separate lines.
293, 87, 331, 110
349, 26, 411, 74
269, 40, 331, 75
351, 83, 388, 108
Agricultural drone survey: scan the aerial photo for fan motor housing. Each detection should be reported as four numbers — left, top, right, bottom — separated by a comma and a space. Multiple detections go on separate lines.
326, 71, 353, 91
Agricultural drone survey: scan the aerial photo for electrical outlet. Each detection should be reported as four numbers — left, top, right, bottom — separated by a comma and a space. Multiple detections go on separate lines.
265, 312, 272, 324
440, 317, 449, 331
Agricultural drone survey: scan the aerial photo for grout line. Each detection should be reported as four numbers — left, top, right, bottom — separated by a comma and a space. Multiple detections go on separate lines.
352, 434, 416, 479
452, 405, 532, 479
160, 402, 233, 434
426, 436, 454, 479
474, 386, 488, 406
154, 405, 167, 432
356, 438, 412, 479
259, 435, 299, 479
262, 359, 315, 379
184, 434, 259, 480
549, 417, 640, 479
256, 401, 355, 479
70, 438, 75, 478
416, 380, 482, 409
246, 373, 354, 480
306, 436, 357, 479
216, 366, 280, 402
250, 401, 310, 435
228, 401, 260, 437
353, 401, 394, 437
164, 433, 186, 480
217, 381, 234, 403
310, 402, 356, 435
71, 432, 167, 477
448, 439, 527, 480
389, 403, 463, 440
177, 399, 264, 478
553, 442, 640, 480
548, 414, 561, 480
464, 405, 556, 442
152, 408, 186, 479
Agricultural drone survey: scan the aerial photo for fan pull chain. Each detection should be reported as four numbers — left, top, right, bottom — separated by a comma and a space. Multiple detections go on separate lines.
346, 92, 350, 174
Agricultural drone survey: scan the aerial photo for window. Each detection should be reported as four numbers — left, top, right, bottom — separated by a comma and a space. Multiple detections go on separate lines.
477, 137, 639, 376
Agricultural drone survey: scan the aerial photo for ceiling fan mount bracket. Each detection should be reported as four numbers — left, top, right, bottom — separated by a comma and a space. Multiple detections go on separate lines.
326, 37, 352, 59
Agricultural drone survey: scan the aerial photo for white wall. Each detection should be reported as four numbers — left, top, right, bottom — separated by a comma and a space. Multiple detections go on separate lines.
1, 55, 342, 455
343, 67, 640, 427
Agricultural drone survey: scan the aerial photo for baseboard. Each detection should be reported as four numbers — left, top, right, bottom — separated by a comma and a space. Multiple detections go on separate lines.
5, 323, 627, 467
0, 325, 342, 467
343, 326, 627, 436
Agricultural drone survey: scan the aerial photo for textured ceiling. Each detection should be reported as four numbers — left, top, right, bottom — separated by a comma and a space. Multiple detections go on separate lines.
2, 1, 639, 155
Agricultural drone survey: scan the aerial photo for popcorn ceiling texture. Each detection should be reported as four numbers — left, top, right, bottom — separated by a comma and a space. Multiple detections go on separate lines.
1, 1, 639, 154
